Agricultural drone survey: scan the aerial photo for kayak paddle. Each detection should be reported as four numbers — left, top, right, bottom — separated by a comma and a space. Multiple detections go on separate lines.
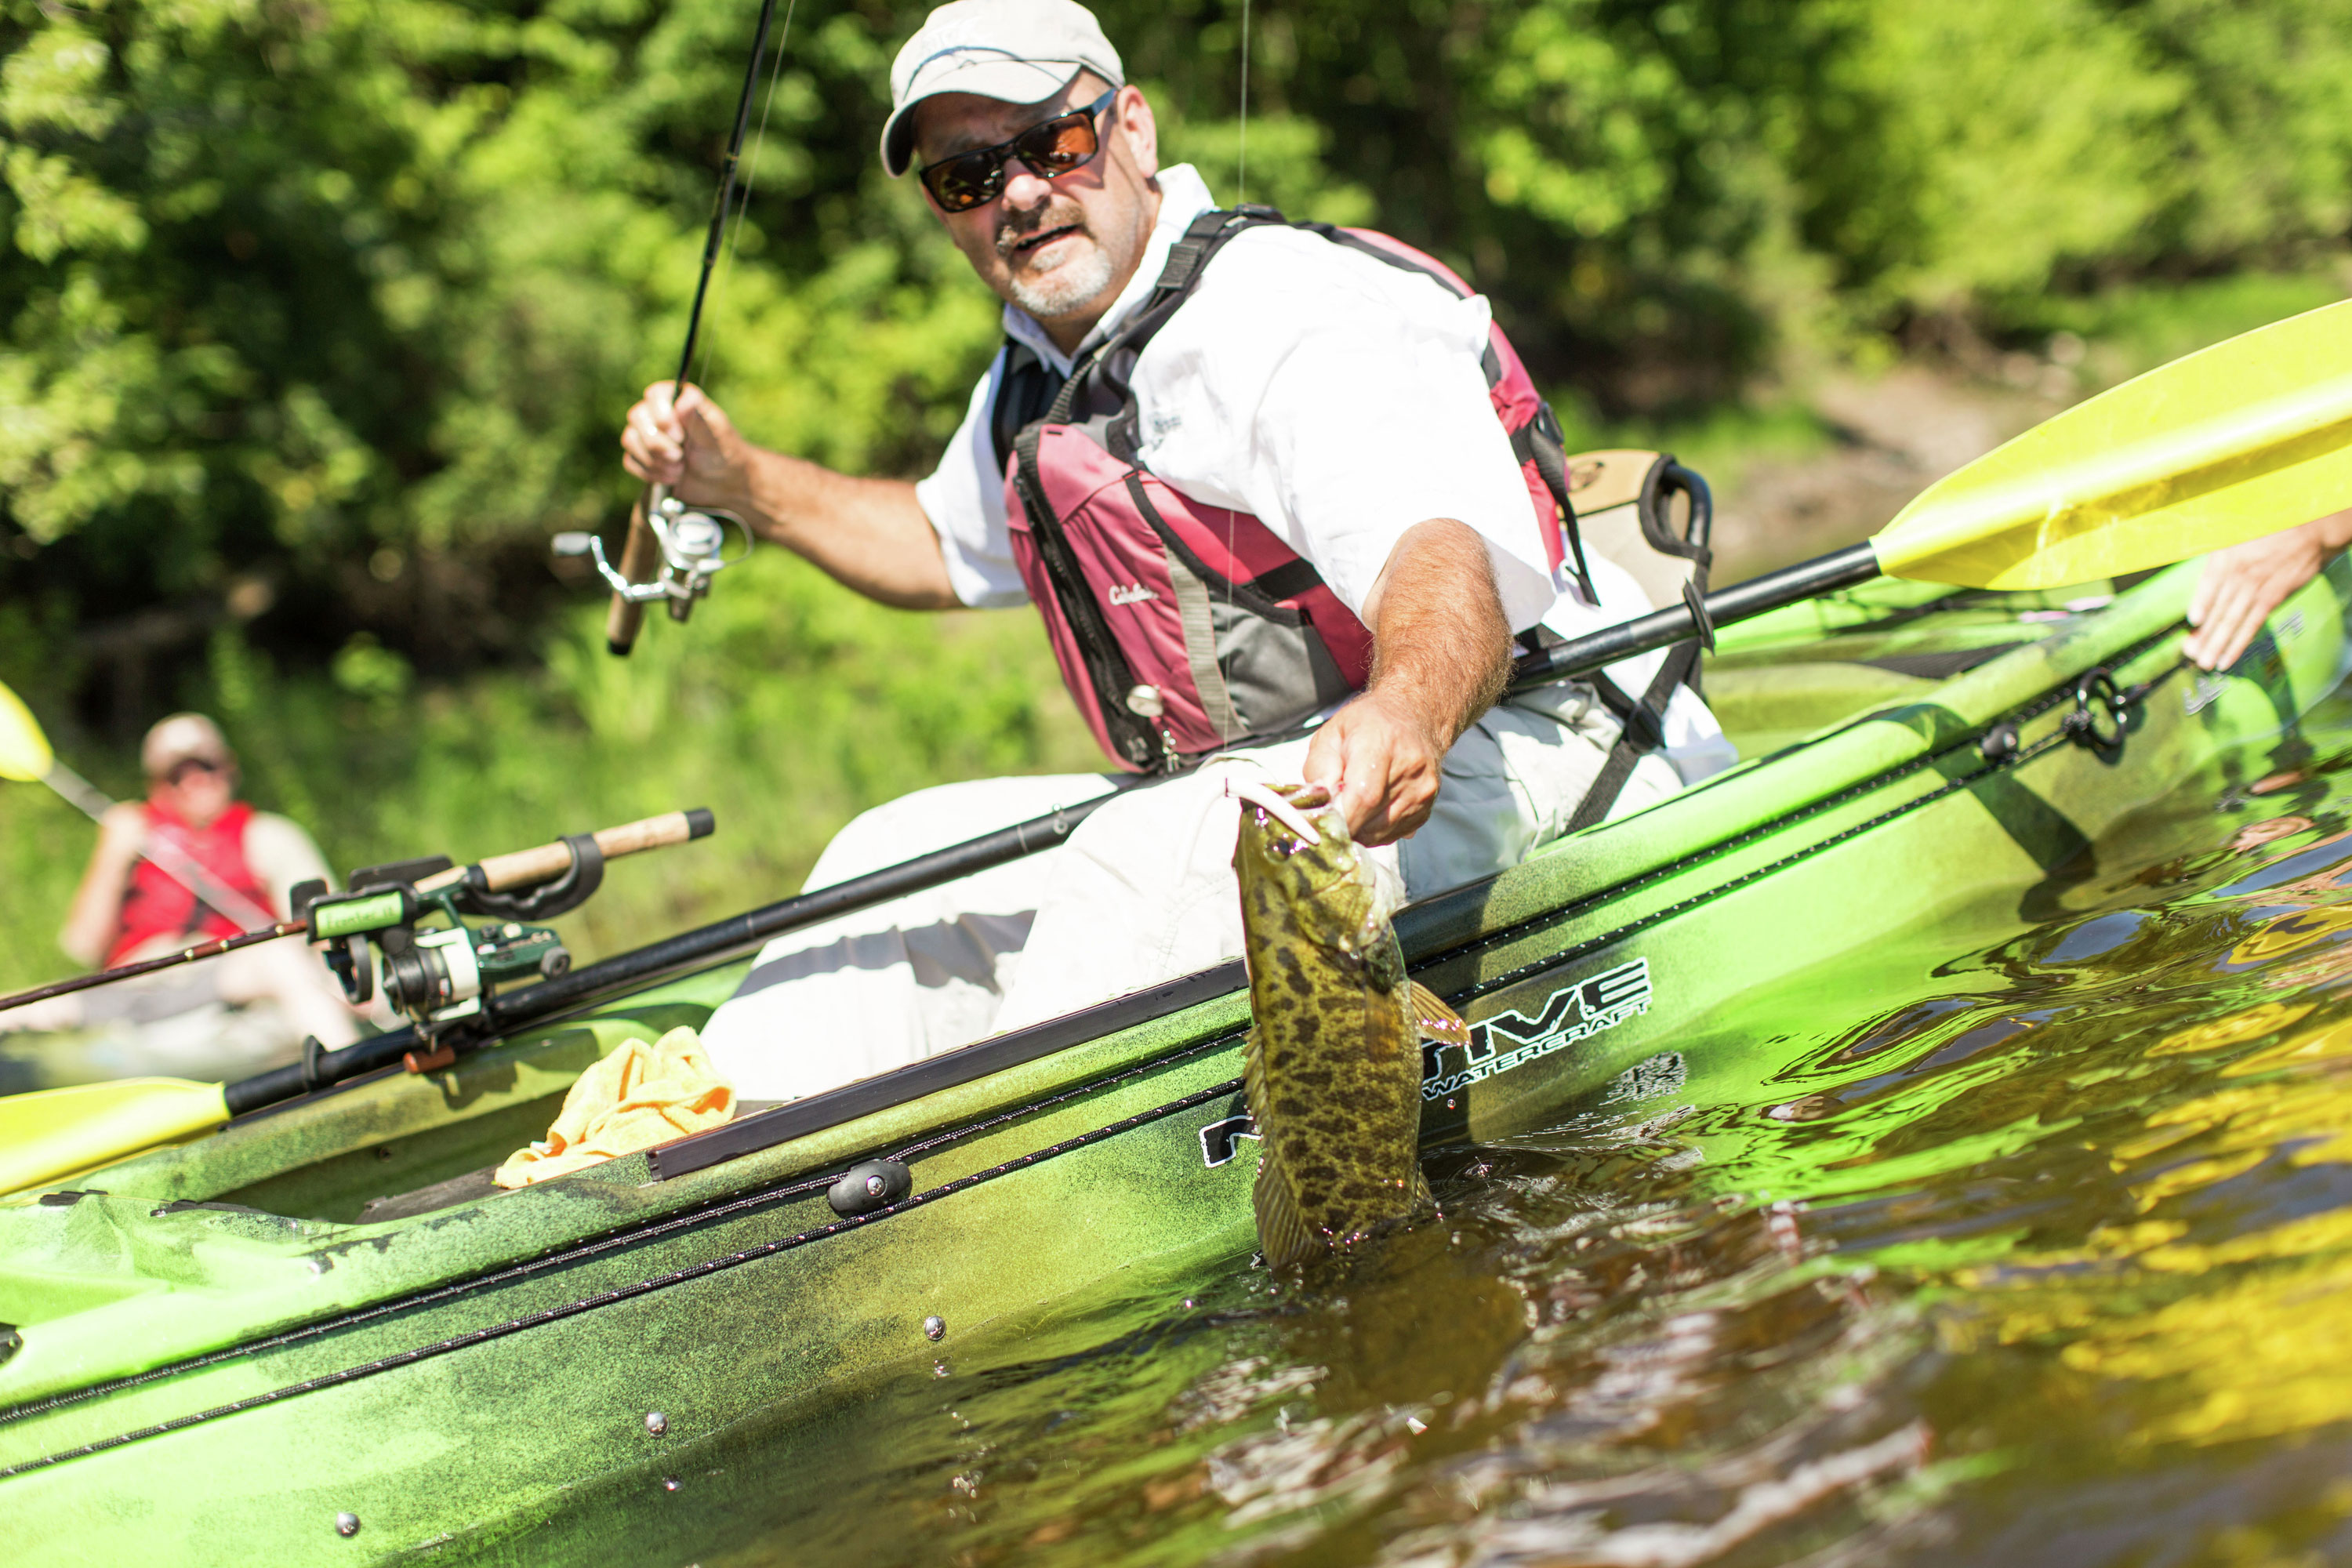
1513, 296, 2352, 689
0, 678, 279, 931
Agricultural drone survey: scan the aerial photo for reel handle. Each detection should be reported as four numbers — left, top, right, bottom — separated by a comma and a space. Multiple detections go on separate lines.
604, 492, 662, 655
425, 808, 716, 895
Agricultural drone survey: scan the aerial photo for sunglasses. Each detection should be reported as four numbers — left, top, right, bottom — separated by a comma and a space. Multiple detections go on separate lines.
918, 89, 1119, 214
163, 758, 226, 786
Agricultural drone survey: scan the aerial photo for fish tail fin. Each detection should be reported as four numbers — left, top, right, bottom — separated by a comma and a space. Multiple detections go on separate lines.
1253, 1149, 1319, 1270
1408, 979, 1471, 1049
1410, 1164, 1436, 1217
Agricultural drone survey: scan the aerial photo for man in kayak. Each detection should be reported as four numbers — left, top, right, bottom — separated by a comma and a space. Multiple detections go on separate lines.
1, 713, 364, 1049
619, 0, 1730, 1097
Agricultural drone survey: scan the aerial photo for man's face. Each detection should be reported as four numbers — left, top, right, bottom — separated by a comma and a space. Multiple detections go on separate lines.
913, 77, 1160, 339
150, 757, 235, 829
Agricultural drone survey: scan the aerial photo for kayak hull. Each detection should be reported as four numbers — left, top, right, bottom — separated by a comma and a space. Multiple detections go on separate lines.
2, 561, 2345, 1562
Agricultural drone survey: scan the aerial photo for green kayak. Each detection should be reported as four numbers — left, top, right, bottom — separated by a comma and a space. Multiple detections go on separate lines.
1, 556, 2345, 1562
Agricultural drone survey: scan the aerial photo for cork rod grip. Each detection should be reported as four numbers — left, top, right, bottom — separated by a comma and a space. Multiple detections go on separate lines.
473, 808, 716, 893
604, 494, 661, 655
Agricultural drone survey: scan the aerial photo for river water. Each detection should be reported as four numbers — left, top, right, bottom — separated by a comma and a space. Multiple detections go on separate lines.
643, 685, 2352, 1567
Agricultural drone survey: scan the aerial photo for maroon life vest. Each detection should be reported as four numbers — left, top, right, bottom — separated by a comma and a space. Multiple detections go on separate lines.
110, 800, 270, 964
996, 206, 1597, 772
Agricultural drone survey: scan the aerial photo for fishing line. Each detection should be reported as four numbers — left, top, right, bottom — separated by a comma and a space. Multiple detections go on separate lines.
667, 0, 794, 401
1216, 0, 1254, 737
1236, 0, 1251, 205
689, 0, 802, 394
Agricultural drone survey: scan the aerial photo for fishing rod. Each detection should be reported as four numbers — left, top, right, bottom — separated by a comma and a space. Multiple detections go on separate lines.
559, 0, 794, 655
0, 811, 715, 1023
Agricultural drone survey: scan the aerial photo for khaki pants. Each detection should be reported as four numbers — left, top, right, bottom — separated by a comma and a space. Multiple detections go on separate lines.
701, 686, 1682, 1102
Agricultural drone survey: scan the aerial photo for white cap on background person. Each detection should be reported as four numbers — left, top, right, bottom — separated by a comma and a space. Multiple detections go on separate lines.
140, 713, 234, 779
880, 0, 1124, 177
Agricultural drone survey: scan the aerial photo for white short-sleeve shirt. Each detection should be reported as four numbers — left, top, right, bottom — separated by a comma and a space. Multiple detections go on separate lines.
913, 164, 1732, 779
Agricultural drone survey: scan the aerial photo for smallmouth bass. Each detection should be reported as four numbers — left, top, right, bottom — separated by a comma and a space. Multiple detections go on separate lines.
1230, 781, 1469, 1269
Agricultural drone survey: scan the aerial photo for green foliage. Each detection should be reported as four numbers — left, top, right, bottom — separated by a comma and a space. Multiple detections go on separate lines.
6, 0, 2350, 655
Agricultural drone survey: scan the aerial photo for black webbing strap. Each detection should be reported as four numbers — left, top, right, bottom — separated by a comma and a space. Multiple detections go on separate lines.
1509, 408, 1597, 606
989, 340, 1058, 475
1564, 642, 1697, 834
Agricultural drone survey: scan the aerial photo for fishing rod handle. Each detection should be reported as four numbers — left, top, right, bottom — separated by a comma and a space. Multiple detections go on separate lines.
605, 492, 662, 655
438, 808, 717, 895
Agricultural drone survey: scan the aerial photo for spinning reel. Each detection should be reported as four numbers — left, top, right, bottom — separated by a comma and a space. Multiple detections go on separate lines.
554, 487, 752, 652
290, 808, 714, 1044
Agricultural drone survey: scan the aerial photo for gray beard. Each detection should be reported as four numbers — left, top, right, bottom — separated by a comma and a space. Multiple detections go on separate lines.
1005, 240, 1118, 324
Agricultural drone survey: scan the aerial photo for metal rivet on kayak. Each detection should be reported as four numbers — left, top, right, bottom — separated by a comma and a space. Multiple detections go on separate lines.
827, 1160, 912, 1217
1980, 720, 2020, 762
924, 1315, 946, 1341
335, 1512, 360, 1537
644, 1411, 668, 1436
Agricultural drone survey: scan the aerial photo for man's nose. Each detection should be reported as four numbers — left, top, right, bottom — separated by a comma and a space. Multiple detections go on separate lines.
1000, 163, 1058, 212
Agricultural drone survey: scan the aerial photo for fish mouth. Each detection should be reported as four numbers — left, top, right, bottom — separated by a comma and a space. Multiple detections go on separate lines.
1228, 779, 1326, 844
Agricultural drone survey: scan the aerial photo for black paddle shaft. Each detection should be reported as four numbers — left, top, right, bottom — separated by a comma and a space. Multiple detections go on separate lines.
1506, 542, 1882, 691
221, 540, 1888, 1116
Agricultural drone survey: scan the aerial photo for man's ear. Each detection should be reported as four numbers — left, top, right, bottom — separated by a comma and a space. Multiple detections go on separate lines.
1115, 85, 1159, 180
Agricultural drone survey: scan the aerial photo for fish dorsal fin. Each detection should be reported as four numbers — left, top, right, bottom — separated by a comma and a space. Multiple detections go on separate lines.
1409, 980, 1471, 1049
1252, 1148, 1321, 1270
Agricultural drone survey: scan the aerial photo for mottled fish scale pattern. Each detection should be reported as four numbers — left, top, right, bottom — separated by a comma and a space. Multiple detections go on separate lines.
1234, 784, 1456, 1269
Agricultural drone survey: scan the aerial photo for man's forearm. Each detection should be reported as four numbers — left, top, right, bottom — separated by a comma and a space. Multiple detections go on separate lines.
1363, 518, 1512, 744
722, 448, 959, 610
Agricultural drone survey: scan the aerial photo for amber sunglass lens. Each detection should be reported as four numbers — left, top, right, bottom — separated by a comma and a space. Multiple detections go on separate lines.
927, 154, 1002, 212
1018, 113, 1097, 172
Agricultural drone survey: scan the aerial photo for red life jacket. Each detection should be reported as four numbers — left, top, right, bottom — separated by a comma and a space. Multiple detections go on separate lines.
996, 206, 1601, 772
108, 800, 271, 964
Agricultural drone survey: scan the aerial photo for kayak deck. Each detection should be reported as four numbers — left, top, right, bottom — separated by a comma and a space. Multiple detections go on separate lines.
2, 559, 2345, 1561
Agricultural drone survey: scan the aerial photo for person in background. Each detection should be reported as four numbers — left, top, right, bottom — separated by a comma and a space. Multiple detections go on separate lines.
2185, 509, 2352, 671
27, 713, 365, 1047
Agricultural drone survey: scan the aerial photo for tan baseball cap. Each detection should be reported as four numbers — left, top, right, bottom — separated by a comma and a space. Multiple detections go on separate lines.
141, 713, 234, 779
880, 0, 1123, 178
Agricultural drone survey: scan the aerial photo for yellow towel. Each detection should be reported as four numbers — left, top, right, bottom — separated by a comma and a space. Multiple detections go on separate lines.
493, 1025, 735, 1189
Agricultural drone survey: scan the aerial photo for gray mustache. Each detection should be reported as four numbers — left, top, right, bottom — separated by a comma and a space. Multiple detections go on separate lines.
995, 209, 1089, 260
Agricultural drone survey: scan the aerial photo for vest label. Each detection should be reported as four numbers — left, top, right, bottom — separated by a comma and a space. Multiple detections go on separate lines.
1108, 583, 1160, 606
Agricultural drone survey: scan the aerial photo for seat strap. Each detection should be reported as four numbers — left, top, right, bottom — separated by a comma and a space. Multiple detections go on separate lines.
1564, 640, 1697, 834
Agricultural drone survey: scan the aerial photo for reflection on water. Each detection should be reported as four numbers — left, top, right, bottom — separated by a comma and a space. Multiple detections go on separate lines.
684, 690, 2352, 1568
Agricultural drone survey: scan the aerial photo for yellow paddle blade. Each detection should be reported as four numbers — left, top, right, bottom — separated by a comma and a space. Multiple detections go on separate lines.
1872, 298, 2352, 590
0, 678, 53, 784
0, 1077, 230, 1196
